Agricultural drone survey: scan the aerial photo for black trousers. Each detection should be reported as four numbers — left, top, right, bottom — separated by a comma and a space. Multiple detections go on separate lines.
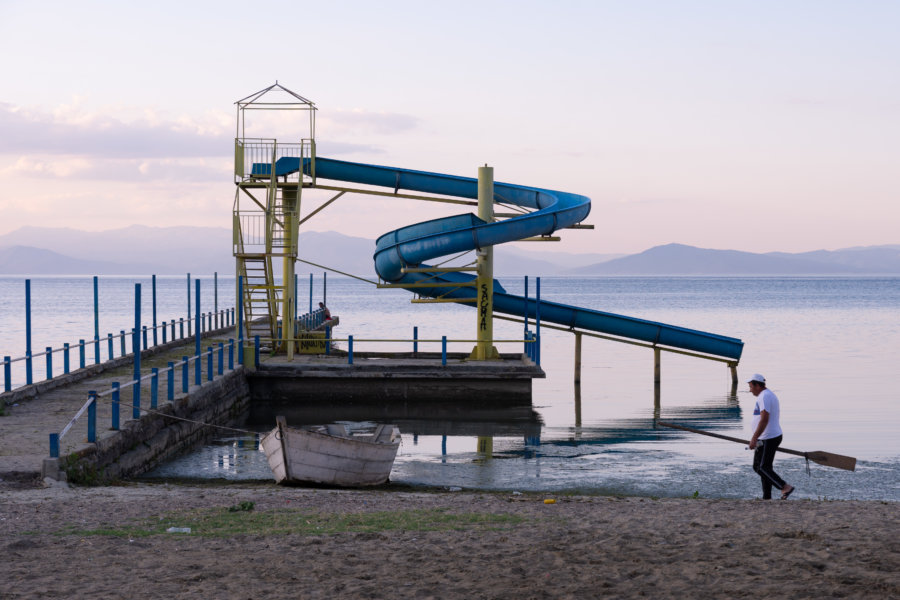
752, 435, 787, 499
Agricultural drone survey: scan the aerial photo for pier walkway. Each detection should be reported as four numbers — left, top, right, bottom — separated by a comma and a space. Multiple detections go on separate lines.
0, 324, 238, 484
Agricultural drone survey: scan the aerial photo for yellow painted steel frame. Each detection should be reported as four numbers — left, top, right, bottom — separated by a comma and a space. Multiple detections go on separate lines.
471, 165, 499, 360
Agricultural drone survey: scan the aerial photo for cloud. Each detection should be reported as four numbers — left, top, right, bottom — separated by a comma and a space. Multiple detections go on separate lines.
0, 155, 230, 183
0, 102, 232, 158
320, 108, 420, 135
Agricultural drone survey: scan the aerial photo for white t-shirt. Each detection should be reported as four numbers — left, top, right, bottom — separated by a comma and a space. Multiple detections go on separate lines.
751, 388, 783, 440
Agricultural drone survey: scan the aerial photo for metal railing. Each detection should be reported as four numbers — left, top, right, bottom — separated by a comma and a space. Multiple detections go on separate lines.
50, 340, 240, 458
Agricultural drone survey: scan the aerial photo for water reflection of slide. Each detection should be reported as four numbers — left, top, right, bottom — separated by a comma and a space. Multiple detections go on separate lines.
267, 156, 743, 359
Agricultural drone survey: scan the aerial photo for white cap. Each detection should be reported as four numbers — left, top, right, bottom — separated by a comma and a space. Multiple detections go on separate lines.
746, 373, 766, 384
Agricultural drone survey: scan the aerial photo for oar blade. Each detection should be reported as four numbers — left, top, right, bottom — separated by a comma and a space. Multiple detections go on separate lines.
806, 451, 856, 472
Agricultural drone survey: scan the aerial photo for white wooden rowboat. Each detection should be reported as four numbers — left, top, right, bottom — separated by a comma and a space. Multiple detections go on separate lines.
260, 417, 401, 487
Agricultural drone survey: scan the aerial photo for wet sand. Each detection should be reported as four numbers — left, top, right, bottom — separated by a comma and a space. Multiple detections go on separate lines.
2, 480, 897, 599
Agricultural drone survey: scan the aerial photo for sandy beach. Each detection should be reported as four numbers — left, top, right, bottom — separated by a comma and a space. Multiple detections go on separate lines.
2, 479, 897, 599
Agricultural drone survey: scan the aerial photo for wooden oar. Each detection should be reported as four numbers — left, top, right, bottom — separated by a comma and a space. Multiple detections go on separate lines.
656, 421, 856, 471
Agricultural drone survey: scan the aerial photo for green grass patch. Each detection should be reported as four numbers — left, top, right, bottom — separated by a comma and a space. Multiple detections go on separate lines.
57, 507, 524, 538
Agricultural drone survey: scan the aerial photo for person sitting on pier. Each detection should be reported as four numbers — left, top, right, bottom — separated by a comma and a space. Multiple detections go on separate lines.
319, 302, 332, 320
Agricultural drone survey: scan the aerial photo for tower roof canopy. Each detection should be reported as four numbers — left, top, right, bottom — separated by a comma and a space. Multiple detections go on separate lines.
236, 82, 316, 110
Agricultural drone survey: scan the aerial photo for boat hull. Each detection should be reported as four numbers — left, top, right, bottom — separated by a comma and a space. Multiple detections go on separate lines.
261, 421, 401, 487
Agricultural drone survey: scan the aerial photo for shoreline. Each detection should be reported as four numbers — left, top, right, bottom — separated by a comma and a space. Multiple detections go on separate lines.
3, 480, 897, 599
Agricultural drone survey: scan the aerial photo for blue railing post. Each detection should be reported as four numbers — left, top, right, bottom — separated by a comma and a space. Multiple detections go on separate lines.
194, 352, 201, 386
111, 382, 120, 430
442, 336, 447, 366
348, 335, 353, 365
132, 380, 140, 420
167, 362, 174, 401
171, 319, 176, 340
93, 276, 100, 365
49, 433, 59, 458
79, 340, 85, 370
535, 277, 541, 366
142, 326, 148, 351
523, 275, 529, 338
254, 335, 260, 367
45, 347, 52, 380
162, 321, 167, 344
120, 330, 126, 357
151, 368, 159, 409
309, 272, 313, 313
133, 283, 141, 416
218, 343, 224, 376
187, 273, 192, 337
228, 339, 234, 370
182, 357, 189, 393
325, 326, 331, 356
180, 318, 184, 339
25, 280, 33, 385
413, 326, 418, 356
207, 347, 213, 381
107, 333, 113, 361
4, 356, 12, 392
237, 276, 244, 365
87, 391, 97, 443
152, 274, 158, 347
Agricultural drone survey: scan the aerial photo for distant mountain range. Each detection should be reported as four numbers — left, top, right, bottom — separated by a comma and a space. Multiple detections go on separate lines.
1, 226, 898, 276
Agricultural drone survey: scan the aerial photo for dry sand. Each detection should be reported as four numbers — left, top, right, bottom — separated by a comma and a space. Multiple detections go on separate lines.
1, 479, 897, 599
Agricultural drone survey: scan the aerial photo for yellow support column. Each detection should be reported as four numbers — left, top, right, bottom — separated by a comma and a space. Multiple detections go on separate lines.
282, 186, 298, 359
471, 165, 499, 360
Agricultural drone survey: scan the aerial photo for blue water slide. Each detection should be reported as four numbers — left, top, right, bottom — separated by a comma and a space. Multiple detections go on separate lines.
263, 156, 743, 360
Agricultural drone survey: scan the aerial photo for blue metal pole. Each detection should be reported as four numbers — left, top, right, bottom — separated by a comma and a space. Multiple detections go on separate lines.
228, 339, 234, 370
111, 382, 120, 430
237, 276, 244, 365
254, 335, 260, 367
162, 321, 167, 344
187, 273, 192, 336
107, 334, 113, 361
309, 273, 313, 313
152, 274, 158, 346
45, 347, 52, 380
49, 433, 59, 458
87, 391, 97, 443
151, 368, 158, 409
179, 318, 184, 339
414, 326, 418, 355
348, 335, 353, 365
120, 330, 126, 357
536, 277, 541, 366
93, 276, 100, 365
524, 275, 529, 336
207, 347, 213, 381
4, 356, 11, 392
218, 343, 224, 375
133, 283, 141, 417
182, 357, 189, 393
142, 326, 148, 350
171, 319, 175, 340
79, 340, 85, 370
195, 280, 201, 359
194, 352, 201, 386
442, 336, 447, 366
25, 279, 32, 385
167, 362, 174, 400
325, 326, 331, 355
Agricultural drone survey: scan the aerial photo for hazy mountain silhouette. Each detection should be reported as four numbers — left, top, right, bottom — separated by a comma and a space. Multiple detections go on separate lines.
1, 227, 897, 276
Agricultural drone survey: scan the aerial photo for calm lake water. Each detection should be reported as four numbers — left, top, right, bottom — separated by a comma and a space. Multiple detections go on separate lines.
2, 275, 898, 500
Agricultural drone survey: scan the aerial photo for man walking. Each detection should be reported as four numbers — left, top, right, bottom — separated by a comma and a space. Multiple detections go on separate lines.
747, 374, 795, 500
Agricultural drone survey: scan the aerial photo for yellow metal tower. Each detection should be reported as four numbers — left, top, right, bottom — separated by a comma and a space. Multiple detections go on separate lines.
233, 83, 316, 359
